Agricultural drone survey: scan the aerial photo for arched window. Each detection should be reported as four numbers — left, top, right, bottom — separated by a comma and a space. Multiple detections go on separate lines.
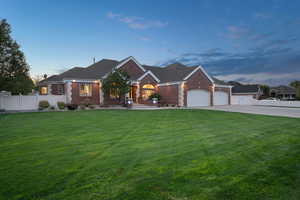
142, 84, 155, 100
142, 84, 155, 89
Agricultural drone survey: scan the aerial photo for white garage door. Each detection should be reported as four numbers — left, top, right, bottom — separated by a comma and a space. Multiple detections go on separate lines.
214, 91, 229, 105
187, 90, 210, 107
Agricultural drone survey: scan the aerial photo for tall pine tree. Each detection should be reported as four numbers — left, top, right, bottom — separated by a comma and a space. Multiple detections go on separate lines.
0, 19, 34, 94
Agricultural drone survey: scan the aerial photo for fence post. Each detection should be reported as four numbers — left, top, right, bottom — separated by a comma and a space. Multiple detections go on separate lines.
0, 94, 3, 109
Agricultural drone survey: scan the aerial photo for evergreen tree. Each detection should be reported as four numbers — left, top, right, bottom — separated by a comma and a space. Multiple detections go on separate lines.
102, 69, 131, 103
0, 19, 34, 94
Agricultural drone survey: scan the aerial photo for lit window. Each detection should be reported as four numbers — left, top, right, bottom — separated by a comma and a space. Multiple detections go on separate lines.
142, 90, 154, 100
79, 84, 92, 96
40, 87, 48, 95
142, 84, 155, 89
110, 88, 120, 99
142, 84, 155, 100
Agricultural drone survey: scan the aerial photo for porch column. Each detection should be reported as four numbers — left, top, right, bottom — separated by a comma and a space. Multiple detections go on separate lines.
178, 82, 185, 107
48, 84, 52, 95
211, 85, 215, 106
136, 84, 140, 103
66, 81, 72, 103
99, 81, 104, 104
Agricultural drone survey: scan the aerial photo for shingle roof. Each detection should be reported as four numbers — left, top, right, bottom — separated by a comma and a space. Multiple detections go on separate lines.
39, 59, 119, 84
270, 85, 296, 94
40, 57, 229, 85
232, 85, 260, 93
143, 63, 197, 83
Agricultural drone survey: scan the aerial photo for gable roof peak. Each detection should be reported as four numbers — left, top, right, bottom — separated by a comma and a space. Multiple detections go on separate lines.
165, 62, 187, 69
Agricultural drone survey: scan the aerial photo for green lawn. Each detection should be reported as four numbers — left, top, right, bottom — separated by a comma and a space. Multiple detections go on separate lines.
0, 110, 300, 200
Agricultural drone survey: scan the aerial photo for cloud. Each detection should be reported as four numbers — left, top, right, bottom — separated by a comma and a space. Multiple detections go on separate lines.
106, 11, 120, 19
159, 46, 300, 85
139, 36, 151, 41
254, 12, 272, 19
226, 26, 250, 39
106, 11, 168, 29
215, 72, 300, 85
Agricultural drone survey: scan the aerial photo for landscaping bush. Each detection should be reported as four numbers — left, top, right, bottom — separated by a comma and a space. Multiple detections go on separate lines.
66, 104, 78, 110
82, 98, 91, 107
149, 93, 161, 101
57, 102, 65, 110
39, 100, 50, 110
50, 106, 55, 110
0, 109, 5, 112
79, 104, 86, 110
88, 105, 95, 109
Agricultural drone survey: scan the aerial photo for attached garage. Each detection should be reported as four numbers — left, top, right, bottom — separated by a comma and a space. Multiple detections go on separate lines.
187, 89, 210, 107
214, 91, 229, 105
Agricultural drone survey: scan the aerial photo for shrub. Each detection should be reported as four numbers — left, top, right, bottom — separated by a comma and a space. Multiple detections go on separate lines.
50, 106, 55, 110
149, 93, 161, 101
79, 104, 86, 110
57, 101, 65, 110
88, 105, 95, 109
82, 98, 91, 107
66, 104, 78, 110
0, 109, 5, 112
39, 100, 50, 110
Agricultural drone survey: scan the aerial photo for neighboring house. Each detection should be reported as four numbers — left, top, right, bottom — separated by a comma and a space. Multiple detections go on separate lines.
270, 86, 296, 100
38, 56, 232, 107
232, 85, 262, 99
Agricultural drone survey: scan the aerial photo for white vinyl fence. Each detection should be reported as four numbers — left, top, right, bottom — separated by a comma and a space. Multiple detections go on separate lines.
254, 100, 300, 107
231, 95, 256, 105
0, 94, 66, 111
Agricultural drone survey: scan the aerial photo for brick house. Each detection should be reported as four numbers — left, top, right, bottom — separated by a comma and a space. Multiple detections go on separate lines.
39, 56, 232, 107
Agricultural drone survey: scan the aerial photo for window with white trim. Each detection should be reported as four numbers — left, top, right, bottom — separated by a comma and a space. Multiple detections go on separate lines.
40, 86, 48, 95
79, 83, 92, 96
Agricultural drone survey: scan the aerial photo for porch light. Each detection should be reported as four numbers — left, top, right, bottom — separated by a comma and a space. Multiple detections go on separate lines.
152, 98, 158, 104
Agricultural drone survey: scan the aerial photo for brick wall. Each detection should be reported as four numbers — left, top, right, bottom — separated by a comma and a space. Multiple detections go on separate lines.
158, 84, 179, 105
71, 82, 100, 105
119, 60, 144, 79
184, 69, 213, 106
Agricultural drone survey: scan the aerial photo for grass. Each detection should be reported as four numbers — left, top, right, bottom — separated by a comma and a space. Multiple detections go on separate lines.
0, 109, 300, 200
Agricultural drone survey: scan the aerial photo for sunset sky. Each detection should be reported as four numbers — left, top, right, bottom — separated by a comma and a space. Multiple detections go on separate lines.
1, 0, 300, 85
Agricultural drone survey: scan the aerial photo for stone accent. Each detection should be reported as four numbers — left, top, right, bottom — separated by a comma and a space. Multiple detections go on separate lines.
66, 82, 72, 103
99, 81, 104, 104
178, 82, 185, 106
47, 84, 52, 95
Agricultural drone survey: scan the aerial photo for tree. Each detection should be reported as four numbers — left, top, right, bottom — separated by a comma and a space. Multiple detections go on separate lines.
32, 74, 45, 91
0, 19, 34, 94
260, 85, 270, 97
290, 80, 300, 99
102, 69, 131, 103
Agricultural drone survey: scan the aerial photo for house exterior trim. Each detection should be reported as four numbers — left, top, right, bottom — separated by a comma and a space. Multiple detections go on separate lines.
115, 56, 146, 72
137, 71, 160, 83
158, 81, 184, 86
183, 65, 214, 84
215, 84, 233, 88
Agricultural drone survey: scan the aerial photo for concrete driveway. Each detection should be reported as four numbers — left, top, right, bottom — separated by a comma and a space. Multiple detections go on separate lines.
194, 105, 300, 118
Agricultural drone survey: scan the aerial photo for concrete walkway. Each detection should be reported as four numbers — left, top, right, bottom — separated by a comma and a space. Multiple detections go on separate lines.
193, 105, 300, 118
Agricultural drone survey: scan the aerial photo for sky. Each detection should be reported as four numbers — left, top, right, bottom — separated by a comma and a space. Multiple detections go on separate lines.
1, 0, 300, 85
